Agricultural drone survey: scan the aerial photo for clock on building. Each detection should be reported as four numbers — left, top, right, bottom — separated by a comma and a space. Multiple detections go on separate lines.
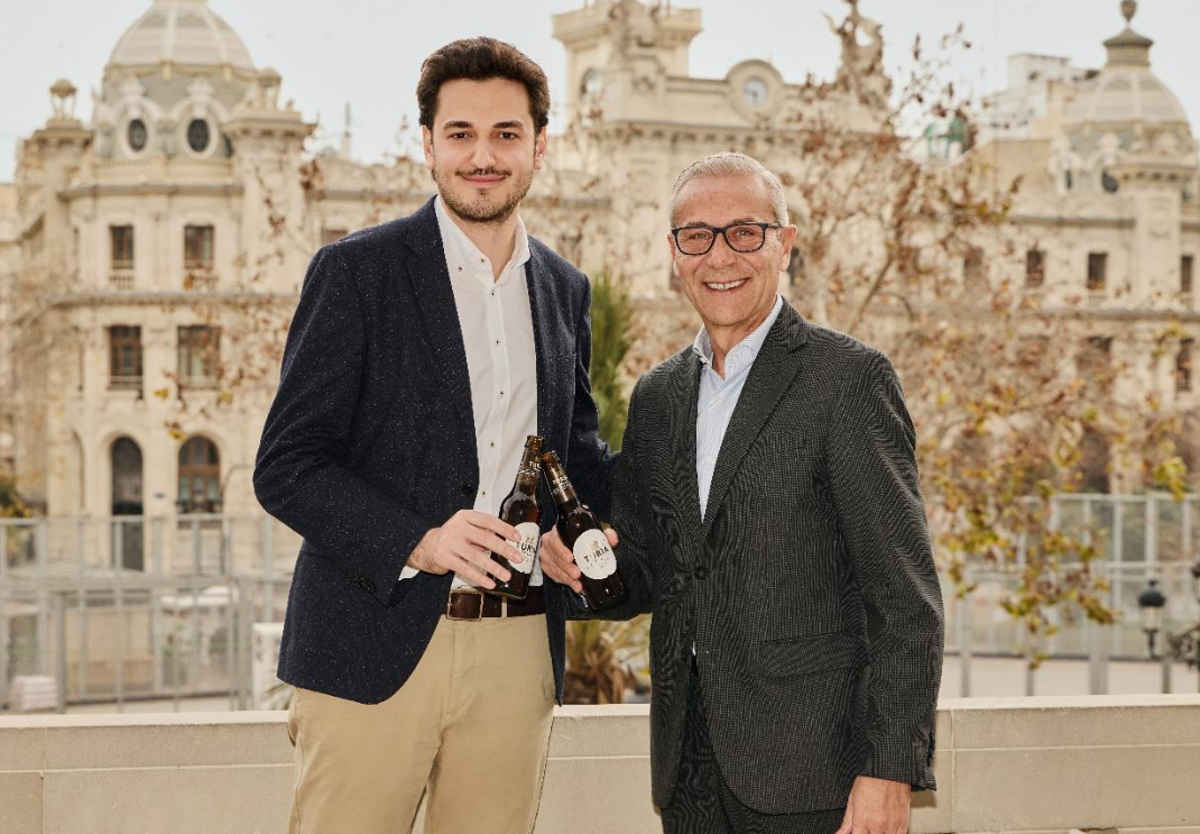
742, 77, 769, 108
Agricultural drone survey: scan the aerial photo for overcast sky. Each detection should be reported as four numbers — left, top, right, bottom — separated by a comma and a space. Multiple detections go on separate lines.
1, 0, 1197, 181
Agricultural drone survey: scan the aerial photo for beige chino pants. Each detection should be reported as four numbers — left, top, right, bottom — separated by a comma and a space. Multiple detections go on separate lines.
287, 613, 556, 834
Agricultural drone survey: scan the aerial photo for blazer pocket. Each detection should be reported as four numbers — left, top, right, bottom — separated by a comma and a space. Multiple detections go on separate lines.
753, 631, 866, 679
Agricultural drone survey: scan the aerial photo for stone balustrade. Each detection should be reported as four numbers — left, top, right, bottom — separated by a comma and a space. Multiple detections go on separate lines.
2, 695, 1200, 833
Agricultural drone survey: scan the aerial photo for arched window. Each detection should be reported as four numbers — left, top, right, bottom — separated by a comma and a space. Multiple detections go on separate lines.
111, 437, 144, 570
178, 436, 220, 514
111, 437, 143, 515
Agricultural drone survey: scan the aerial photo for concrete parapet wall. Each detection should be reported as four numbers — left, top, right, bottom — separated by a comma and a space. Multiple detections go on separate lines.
2, 696, 1199, 833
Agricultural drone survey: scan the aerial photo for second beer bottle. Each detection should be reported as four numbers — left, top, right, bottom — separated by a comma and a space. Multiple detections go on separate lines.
541, 450, 628, 611
486, 435, 543, 601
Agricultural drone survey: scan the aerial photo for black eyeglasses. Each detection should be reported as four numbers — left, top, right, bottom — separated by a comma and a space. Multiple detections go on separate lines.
670, 222, 782, 256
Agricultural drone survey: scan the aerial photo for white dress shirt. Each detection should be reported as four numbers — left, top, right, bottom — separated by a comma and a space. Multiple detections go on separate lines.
399, 196, 542, 587
693, 294, 784, 521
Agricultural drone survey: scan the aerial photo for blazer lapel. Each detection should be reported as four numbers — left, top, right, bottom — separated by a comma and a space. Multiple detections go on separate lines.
703, 304, 810, 531
403, 199, 475, 436
524, 247, 559, 443
668, 350, 706, 556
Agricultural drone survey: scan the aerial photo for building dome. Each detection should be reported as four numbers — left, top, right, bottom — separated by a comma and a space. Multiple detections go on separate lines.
1064, 66, 1191, 129
1064, 2, 1191, 131
106, 0, 254, 73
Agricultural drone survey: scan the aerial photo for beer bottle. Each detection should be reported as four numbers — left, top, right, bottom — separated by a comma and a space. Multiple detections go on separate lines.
540, 450, 628, 611
486, 435, 543, 601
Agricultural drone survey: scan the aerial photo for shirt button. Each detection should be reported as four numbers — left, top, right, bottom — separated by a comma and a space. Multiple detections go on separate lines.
694, 565, 708, 580
499, 390, 505, 396
495, 339, 500, 346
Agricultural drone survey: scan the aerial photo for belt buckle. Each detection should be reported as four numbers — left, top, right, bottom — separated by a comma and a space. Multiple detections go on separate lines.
447, 588, 486, 622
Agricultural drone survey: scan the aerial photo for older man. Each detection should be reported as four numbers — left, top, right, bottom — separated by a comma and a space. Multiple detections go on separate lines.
543, 152, 944, 834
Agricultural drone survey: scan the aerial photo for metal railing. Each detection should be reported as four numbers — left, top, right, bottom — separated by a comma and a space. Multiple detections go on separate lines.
1, 513, 301, 710
1, 493, 1197, 710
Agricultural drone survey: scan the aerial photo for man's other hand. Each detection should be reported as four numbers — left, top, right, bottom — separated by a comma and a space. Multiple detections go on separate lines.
835, 775, 911, 834
540, 526, 619, 594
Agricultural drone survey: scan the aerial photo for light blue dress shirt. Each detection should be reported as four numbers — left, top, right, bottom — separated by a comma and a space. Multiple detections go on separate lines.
693, 294, 784, 521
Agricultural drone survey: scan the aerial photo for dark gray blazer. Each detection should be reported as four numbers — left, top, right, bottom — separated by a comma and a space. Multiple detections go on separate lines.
586, 302, 943, 815
254, 197, 615, 705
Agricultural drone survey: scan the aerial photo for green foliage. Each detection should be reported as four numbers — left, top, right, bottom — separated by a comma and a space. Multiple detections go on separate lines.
589, 273, 634, 451
563, 617, 650, 705
0, 477, 30, 519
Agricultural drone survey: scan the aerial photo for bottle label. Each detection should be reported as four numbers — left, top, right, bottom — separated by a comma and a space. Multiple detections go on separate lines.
511, 522, 540, 575
572, 528, 617, 580
549, 470, 572, 503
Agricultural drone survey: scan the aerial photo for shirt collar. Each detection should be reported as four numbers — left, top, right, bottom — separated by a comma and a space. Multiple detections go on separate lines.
434, 194, 531, 284
691, 294, 784, 368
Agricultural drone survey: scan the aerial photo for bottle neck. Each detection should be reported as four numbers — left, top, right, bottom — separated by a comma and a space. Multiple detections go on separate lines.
546, 465, 580, 510
512, 469, 541, 496
513, 445, 542, 496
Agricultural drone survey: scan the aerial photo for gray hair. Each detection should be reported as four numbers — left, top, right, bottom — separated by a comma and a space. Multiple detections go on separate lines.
669, 152, 789, 227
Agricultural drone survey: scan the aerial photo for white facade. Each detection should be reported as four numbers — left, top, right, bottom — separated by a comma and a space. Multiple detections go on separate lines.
0, 0, 1197, 519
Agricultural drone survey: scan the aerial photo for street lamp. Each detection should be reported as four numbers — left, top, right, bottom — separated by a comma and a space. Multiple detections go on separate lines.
1138, 555, 1200, 692
1137, 578, 1166, 659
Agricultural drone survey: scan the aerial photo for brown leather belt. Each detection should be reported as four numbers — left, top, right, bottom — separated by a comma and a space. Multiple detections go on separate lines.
445, 587, 545, 621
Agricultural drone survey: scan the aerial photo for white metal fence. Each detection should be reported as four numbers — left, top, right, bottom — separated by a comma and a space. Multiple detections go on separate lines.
1, 494, 1198, 710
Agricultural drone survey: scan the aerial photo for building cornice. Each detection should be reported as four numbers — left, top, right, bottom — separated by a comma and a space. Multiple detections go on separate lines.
58, 182, 244, 200
1036, 306, 1200, 323
1009, 213, 1136, 230
46, 290, 299, 308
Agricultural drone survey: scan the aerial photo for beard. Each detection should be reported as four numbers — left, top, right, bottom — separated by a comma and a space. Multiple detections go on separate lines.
432, 164, 534, 226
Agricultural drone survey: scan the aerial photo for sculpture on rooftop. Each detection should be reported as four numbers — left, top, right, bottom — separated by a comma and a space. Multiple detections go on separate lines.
822, 0, 889, 110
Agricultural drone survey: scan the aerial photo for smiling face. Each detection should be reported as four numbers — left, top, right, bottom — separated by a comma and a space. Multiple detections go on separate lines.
422, 77, 547, 226
668, 173, 797, 351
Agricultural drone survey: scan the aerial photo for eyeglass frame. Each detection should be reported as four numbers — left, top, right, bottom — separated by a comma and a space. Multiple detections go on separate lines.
670, 221, 783, 256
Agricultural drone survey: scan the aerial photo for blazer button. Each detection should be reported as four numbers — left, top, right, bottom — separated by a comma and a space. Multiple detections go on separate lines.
356, 576, 376, 593
693, 565, 708, 580
460, 483, 475, 496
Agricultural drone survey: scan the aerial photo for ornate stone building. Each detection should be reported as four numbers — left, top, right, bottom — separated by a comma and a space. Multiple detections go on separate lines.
0, 0, 1195, 525
970, 0, 1199, 487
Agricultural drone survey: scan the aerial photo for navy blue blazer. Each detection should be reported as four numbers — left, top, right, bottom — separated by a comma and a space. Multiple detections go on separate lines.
254, 197, 616, 704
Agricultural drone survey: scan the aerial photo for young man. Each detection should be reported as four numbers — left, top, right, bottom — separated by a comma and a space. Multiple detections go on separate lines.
254, 38, 615, 834
543, 152, 944, 834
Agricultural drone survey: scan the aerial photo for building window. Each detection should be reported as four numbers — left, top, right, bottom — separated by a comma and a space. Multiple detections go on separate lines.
1025, 248, 1045, 288
1087, 252, 1107, 291
321, 228, 347, 246
1101, 170, 1119, 194
177, 325, 220, 387
1077, 429, 1111, 494
1179, 339, 1194, 393
110, 225, 134, 270
787, 246, 806, 288
127, 119, 148, 154
184, 225, 215, 271
111, 437, 145, 570
187, 118, 211, 154
964, 246, 985, 288
109, 326, 143, 391
1183, 255, 1195, 294
178, 436, 220, 514
560, 233, 583, 266
1080, 335, 1113, 393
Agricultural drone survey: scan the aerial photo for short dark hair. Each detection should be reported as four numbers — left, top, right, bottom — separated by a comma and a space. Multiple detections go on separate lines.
417, 37, 550, 133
